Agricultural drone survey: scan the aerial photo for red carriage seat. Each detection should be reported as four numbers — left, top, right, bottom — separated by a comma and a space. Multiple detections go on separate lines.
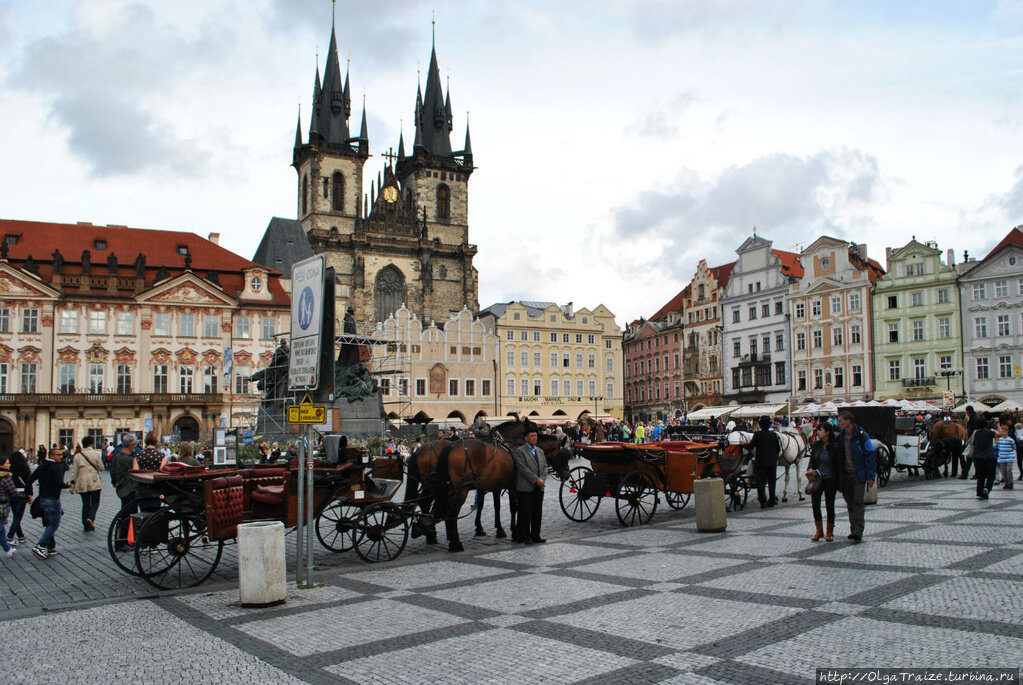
204, 475, 244, 541
244, 468, 290, 519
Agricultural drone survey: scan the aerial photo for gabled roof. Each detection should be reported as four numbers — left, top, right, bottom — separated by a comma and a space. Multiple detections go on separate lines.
711, 261, 736, 288
983, 226, 1023, 261
771, 249, 804, 278
252, 217, 313, 279
650, 285, 689, 322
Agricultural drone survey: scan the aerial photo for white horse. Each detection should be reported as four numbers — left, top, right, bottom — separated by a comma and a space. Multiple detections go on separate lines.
725, 427, 809, 502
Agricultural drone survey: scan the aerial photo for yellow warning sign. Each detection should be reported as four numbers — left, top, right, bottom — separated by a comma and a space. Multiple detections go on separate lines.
287, 394, 327, 424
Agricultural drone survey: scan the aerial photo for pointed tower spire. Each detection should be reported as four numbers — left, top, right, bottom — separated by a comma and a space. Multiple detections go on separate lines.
317, 23, 351, 144
417, 28, 452, 157
397, 129, 406, 158
463, 115, 472, 156
343, 60, 352, 118
309, 62, 321, 138
357, 95, 369, 155
444, 84, 453, 133
294, 105, 303, 149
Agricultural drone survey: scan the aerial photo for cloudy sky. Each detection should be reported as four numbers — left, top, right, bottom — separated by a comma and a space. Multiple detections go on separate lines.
1, 1, 1021, 325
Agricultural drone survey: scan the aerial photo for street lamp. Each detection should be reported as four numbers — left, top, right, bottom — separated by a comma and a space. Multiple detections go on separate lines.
589, 395, 602, 420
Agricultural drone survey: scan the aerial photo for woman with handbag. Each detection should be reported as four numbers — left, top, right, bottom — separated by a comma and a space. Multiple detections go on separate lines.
69, 436, 104, 532
805, 423, 842, 542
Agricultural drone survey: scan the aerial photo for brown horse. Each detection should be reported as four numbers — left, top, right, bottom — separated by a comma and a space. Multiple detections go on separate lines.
405, 438, 515, 552
929, 420, 967, 477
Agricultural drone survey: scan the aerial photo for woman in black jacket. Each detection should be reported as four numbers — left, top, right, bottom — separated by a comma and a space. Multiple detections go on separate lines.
806, 423, 842, 542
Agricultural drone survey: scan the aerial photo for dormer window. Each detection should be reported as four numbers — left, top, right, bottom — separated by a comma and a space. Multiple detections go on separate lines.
4, 235, 17, 245
176, 245, 189, 256
250, 276, 263, 292
94, 239, 107, 250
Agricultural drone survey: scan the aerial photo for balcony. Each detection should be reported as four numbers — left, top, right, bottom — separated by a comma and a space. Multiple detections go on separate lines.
901, 377, 935, 388
0, 392, 225, 407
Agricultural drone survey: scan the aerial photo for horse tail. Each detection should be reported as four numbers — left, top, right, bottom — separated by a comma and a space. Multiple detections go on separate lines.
405, 448, 423, 502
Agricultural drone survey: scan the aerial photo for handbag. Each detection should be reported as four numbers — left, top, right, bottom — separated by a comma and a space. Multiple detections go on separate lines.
29, 497, 43, 520
804, 471, 824, 496
962, 434, 975, 460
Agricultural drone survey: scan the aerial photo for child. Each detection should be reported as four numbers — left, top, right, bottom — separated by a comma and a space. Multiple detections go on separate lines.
996, 423, 1015, 490
0, 454, 17, 558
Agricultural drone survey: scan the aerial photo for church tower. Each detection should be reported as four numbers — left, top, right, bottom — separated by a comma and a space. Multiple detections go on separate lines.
282, 18, 477, 327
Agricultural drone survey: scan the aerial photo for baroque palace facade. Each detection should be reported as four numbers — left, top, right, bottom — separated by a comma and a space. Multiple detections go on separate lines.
0, 221, 289, 455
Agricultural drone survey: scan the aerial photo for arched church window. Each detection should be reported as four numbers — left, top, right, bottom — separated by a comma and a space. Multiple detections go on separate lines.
302, 174, 309, 215
332, 172, 344, 211
375, 265, 406, 323
436, 184, 450, 220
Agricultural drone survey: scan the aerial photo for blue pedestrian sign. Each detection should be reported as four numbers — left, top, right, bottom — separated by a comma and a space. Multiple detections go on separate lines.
289, 255, 325, 391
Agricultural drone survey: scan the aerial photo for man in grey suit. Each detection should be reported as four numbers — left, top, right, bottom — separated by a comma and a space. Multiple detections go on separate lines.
512, 424, 548, 544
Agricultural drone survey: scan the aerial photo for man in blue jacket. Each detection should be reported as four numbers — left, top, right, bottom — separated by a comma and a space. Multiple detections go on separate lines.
835, 411, 876, 543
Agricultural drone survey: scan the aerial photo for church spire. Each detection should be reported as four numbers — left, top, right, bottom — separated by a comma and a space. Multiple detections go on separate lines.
314, 23, 351, 145
309, 63, 321, 138
397, 129, 406, 158
357, 96, 369, 155
463, 117, 472, 156
415, 30, 453, 157
294, 105, 303, 149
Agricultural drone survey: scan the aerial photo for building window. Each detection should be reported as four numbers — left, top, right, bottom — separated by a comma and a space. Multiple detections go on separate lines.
574, 333, 582, 344
463, 379, 475, 397
520, 378, 529, 396
938, 318, 951, 338
21, 362, 36, 394
546, 352, 555, 368
851, 365, 862, 387
811, 300, 821, 316
85, 310, 105, 335
532, 351, 541, 367
60, 310, 78, 334
937, 288, 949, 304
976, 357, 989, 380
812, 330, 823, 348
332, 171, 344, 211
179, 367, 194, 393
261, 317, 276, 339
886, 295, 897, 309
973, 283, 986, 300
533, 331, 541, 342
848, 324, 860, 345
575, 353, 583, 368
449, 379, 459, 396
520, 331, 529, 342
302, 174, 308, 214
504, 330, 513, 341
888, 323, 899, 343
732, 368, 742, 389
748, 306, 757, 321
833, 327, 843, 346
481, 379, 492, 396
576, 380, 584, 396
605, 339, 613, 349
975, 317, 987, 338
999, 355, 1012, 378
913, 358, 926, 379
531, 379, 540, 396
58, 429, 75, 448
415, 378, 427, 396
733, 340, 741, 357
939, 355, 953, 372
153, 365, 168, 394
436, 184, 450, 219
794, 302, 805, 319
911, 292, 923, 307
796, 332, 806, 351
562, 353, 570, 368
88, 363, 104, 393
0, 363, 6, 394
178, 313, 195, 338
849, 293, 860, 311
549, 332, 558, 343
756, 364, 771, 386
762, 303, 770, 318
59, 363, 77, 393
203, 365, 217, 393
995, 280, 1008, 298
831, 296, 841, 314
506, 378, 515, 396
22, 308, 38, 333
732, 309, 740, 323
912, 320, 924, 341
776, 334, 784, 351
606, 356, 614, 372
813, 369, 823, 389
116, 364, 132, 393
0, 308, 8, 333
550, 378, 559, 396
997, 314, 1010, 337
235, 316, 251, 338
521, 351, 529, 367
834, 366, 844, 388
775, 362, 786, 386
797, 370, 806, 391
153, 312, 171, 336
505, 350, 514, 367
888, 360, 901, 381
203, 315, 220, 338
588, 353, 596, 369
115, 311, 134, 336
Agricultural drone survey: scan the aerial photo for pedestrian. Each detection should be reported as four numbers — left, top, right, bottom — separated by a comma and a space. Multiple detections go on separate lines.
0, 454, 18, 558
635, 423, 645, 444
971, 419, 997, 499
6, 447, 31, 547
806, 423, 841, 542
134, 432, 167, 472
176, 442, 199, 466
995, 422, 1015, 491
960, 405, 985, 479
113, 435, 139, 548
511, 423, 547, 545
26, 447, 71, 559
750, 415, 780, 508
835, 410, 877, 542
69, 436, 104, 532
1015, 422, 1023, 481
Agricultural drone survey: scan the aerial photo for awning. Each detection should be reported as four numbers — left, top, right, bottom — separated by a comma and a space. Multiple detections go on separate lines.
686, 406, 737, 421
530, 416, 577, 426
988, 399, 1023, 413
729, 403, 788, 419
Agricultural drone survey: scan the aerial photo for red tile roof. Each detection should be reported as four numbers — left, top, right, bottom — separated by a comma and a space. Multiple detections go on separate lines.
710, 261, 736, 288
0, 219, 288, 305
650, 286, 688, 322
983, 226, 1023, 261
771, 249, 804, 278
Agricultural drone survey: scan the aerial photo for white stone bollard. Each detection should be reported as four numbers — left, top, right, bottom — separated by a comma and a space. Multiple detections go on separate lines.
238, 521, 287, 607
694, 477, 727, 532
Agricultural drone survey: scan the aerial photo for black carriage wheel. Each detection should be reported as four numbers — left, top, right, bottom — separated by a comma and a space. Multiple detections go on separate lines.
876, 445, 892, 487
354, 503, 409, 563
559, 466, 601, 522
615, 470, 659, 526
724, 474, 749, 512
664, 491, 691, 510
315, 497, 361, 553
107, 501, 145, 577
135, 507, 224, 590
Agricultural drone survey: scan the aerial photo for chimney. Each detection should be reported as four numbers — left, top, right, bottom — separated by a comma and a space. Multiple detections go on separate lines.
77, 221, 93, 226
562, 301, 574, 318
208, 232, 220, 245
946, 248, 955, 267
885, 247, 893, 271
857, 244, 867, 260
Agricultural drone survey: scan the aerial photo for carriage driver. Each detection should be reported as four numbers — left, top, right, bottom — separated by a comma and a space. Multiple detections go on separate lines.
512, 423, 548, 544
749, 415, 780, 508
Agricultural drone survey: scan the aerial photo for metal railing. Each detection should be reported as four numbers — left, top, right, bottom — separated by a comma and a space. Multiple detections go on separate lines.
0, 392, 224, 406
901, 377, 936, 388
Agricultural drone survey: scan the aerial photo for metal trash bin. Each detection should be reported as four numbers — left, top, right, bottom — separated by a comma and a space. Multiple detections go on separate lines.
238, 520, 287, 607
694, 478, 727, 532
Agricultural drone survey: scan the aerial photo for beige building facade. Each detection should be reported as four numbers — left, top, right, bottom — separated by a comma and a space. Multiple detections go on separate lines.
479, 301, 624, 422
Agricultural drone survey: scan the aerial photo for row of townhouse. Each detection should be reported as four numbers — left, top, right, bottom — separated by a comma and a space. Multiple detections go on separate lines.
624, 226, 1023, 422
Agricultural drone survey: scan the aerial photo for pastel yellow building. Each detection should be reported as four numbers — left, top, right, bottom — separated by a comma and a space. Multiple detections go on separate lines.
478, 301, 624, 422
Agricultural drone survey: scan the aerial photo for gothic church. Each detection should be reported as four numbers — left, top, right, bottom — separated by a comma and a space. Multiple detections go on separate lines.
253, 20, 479, 326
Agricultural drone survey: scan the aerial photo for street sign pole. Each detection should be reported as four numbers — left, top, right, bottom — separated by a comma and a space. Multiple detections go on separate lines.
306, 425, 314, 584
296, 434, 305, 586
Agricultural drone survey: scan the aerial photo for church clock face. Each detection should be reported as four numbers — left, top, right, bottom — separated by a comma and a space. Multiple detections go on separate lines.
382, 185, 398, 203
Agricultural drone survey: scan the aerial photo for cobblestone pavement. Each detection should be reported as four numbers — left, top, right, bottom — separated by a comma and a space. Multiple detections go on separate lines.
2, 465, 1022, 684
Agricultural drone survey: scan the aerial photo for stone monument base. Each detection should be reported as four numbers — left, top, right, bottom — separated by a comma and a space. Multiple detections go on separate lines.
335, 391, 385, 437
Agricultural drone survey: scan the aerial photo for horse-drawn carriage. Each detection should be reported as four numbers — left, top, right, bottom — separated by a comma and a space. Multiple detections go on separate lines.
846, 407, 956, 484
106, 451, 410, 589
558, 439, 750, 526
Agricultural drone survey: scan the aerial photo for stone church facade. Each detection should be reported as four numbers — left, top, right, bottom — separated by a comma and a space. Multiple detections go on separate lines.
255, 21, 479, 328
